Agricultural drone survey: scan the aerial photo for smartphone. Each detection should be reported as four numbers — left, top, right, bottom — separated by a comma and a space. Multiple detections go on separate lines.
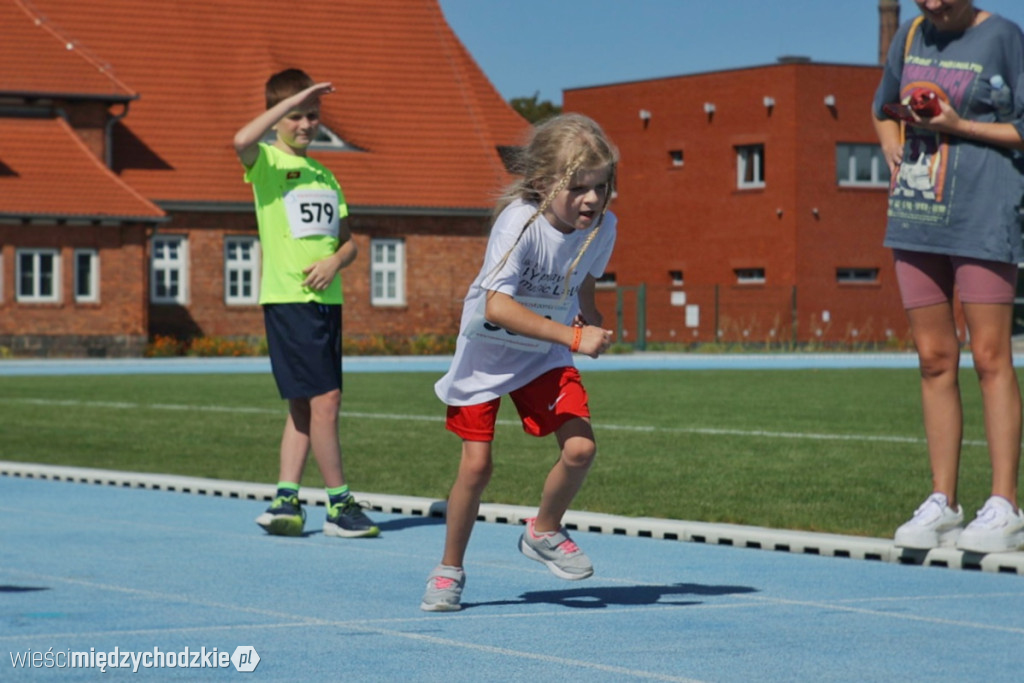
882, 103, 915, 122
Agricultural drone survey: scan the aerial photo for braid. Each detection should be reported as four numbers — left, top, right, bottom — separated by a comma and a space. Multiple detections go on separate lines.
557, 160, 617, 301
482, 113, 619, 304
483, 154, 585, 287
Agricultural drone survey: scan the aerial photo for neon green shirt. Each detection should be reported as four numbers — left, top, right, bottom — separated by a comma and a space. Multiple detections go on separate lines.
244, 143, 350, 304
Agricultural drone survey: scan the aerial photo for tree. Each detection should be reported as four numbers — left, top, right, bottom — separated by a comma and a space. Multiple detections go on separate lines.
508, 92, 562, 123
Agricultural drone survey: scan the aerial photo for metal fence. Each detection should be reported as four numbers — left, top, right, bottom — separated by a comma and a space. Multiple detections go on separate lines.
595, 283, 917, 350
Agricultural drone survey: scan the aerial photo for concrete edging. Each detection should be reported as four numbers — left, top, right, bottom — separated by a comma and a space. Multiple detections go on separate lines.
3, 460, 1023, 576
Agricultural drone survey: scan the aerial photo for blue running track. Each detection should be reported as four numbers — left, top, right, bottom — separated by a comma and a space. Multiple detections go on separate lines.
2, 355, 1023, 681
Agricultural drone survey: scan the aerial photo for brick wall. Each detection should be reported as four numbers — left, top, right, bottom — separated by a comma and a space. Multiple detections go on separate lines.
0, 222, 149, 355
565, 62, 909, 344
146, 210, 491, 341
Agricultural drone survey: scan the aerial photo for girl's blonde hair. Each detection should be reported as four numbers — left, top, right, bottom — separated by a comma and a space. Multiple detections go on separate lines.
487, 113, 619, 291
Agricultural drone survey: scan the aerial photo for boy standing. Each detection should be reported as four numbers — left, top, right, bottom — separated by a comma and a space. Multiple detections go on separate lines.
234, 68, 378, 538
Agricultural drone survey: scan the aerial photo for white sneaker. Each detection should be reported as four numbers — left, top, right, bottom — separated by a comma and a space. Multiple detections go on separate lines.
894, 493, 964, 549
956, 496, 1024, 553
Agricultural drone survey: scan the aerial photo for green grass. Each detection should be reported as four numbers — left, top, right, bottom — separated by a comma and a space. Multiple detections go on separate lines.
0, 368, 1006, 539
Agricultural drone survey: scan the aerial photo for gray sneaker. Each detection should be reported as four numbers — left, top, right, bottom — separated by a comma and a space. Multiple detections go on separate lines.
518, 517, 593, 580
420, 565, 465, 612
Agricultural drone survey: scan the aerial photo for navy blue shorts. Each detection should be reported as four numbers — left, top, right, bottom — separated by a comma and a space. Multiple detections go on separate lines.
263, 303, 342, 399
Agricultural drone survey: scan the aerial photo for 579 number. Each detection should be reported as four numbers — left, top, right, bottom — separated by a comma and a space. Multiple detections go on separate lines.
299, 202, 334, 224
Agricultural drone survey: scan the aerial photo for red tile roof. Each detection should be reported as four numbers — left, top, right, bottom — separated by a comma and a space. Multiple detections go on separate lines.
0, 0, 529, 212
0, 117, 164, 220
0, 0, 135, 98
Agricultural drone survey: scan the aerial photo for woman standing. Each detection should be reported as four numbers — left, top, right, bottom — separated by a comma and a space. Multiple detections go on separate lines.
873, 0, 1024, 553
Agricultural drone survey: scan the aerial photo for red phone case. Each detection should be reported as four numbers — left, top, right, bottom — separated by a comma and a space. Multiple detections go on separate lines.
909, 88, 941, 117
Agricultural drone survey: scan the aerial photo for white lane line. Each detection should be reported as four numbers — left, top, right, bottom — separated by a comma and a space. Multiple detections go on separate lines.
0, 569, 705, 682
0, 397, 986, 447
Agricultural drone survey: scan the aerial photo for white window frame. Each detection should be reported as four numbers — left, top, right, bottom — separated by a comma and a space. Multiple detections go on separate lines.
736, 144, 765, 189
370, 238, 406, 306
224, 236, 261, 305
150, 235, 188, 304
74, 248, 100, 303
16, 248, 60, 303
734, 268, 766, 285
595, 272, 617, 289
836, 143, 890, 187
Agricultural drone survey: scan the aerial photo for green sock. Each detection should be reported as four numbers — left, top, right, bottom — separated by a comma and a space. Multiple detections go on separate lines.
327, 485, 351, 507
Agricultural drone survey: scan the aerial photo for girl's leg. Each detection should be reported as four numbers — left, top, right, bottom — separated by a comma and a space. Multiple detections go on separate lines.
533, 417, 597, 533
906, 302, 964, 507
963, 302, 1021, 504
307, 389, 345, 489
278, 398, 313, 483
441, 440, 493, 567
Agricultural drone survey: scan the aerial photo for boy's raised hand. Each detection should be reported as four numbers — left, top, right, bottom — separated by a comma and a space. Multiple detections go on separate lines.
293, 82, 335, 108
233, 82, 335, 167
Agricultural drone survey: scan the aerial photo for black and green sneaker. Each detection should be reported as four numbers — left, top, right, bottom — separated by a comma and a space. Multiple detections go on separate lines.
255, 494, 306, 536
323, 498, 380, 538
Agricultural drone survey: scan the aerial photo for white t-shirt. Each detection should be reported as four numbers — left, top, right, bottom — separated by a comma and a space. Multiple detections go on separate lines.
435, 199, 617, 406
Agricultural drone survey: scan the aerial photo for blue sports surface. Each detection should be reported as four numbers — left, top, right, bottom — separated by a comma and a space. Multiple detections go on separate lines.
2, 354, 1023, 680
2, 468, 1023, 681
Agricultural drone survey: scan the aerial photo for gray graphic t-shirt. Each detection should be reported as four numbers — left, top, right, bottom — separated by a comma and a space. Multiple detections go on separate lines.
873, 14, 1024, 262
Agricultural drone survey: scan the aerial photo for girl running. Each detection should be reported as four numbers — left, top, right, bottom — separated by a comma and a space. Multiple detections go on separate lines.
421, 113, 619, 611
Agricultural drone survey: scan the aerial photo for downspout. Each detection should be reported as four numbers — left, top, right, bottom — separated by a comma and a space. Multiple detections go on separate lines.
104, 101, 131, 169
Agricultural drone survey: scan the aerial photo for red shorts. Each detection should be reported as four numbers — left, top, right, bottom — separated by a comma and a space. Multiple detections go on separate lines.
445, 367, 590, 441
893, 249, 1018, 309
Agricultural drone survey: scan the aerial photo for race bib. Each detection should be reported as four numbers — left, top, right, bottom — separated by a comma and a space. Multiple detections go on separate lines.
464, 295, 573, 353
284, 188, 340, 239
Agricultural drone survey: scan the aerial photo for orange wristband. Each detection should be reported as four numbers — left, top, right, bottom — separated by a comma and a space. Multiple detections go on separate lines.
570, 326, 582, 353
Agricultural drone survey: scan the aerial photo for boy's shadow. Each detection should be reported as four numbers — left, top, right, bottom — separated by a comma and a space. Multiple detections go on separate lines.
375, 513, 447, 532
298, 505, 447, 536
301, 515, 444, 537
463, 583, 758, 610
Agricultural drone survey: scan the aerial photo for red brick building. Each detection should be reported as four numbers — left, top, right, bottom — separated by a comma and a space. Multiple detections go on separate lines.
0, 0, 527, 356
570, 59, 910, 347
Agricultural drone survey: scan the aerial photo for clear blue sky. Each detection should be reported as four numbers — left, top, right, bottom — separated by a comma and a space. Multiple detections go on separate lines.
437, 0, 1024, 105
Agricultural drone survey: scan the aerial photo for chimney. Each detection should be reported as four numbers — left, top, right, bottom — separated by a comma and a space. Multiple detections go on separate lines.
879, 0, 900, 64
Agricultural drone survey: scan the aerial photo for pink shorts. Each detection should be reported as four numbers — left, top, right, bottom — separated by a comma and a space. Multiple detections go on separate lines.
892, 249, 1018, 309
445, 367, 590, 441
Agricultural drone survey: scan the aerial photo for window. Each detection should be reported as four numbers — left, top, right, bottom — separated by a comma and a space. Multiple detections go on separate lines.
668, 149, 684, 168
595, 272, 617, 289
224, 237, 260, 305
734, 268, 765, 285
736, 145, 765, 189
16, 248, 60, 302
837, 267, 880, 283
669, 270, 684, 286
151, 236, 188, 304
836, 144, 890, 187
74, 248, 99, 302
370, 238, 405, 306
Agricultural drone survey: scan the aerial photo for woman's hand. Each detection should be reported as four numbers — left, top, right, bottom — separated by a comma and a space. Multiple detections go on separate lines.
907, 98, 962, 135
